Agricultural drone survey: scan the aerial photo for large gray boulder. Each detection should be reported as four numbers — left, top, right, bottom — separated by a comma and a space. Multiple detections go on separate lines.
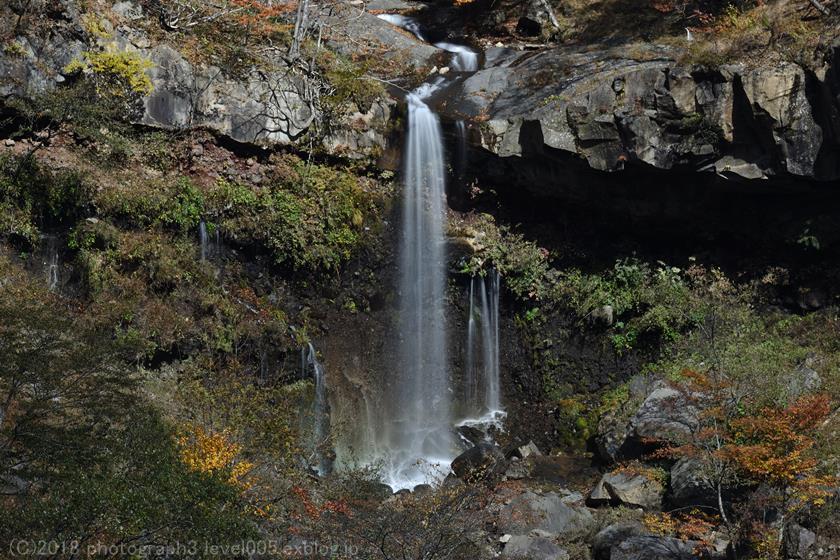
502, 535, 569, 560
498, 490, 595, 539
589, 471, 664, 510
785, 524, 816, 560
611, 536, 704, 560
669, 457, 710, 508
627, 385, 699, 444
595, 381, 699, 462
592, 521, 648, 560
451, 443, 508, 483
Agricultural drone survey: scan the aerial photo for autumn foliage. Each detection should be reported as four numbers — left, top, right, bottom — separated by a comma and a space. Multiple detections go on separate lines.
229, 0, 296, 37
655, 369, 835, 556
177, 424, 255, 490
725, 393, 831, 488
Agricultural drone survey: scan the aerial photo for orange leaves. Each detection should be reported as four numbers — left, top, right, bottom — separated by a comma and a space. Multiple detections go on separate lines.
229, 0, 297, 37
644, 510, 719, 546
651, 0, 676, 13
722, 394, 832, 490
177, 424, 254, 490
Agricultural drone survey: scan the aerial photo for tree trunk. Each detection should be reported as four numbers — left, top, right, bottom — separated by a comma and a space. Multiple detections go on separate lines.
289, 0, 310, 58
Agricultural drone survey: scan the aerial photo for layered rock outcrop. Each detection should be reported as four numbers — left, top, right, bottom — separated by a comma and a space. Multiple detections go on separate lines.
0, 1, 394, 157
438, 43, 840, 182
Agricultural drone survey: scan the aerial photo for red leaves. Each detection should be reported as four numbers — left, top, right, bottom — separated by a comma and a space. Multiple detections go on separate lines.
291, 486, 352, 520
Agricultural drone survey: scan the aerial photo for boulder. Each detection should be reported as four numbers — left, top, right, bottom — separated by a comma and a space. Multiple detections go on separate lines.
669, 458, 709, 507
504, 457, 533, 480
451, 443, 508, 483
457, 424, 486, 446
498, 490, 595, 539
611, 536, 704, 560
596, 411, 629, 463
592, 521, 648, 560
354, 480, 394, 501
787, 364, 822, 399
785, 524, 816, 559
589, 471, 663, 510
627, 385, 699, 445
412, 484, 433, 496
0, 474, 29, 496
503, 535, 569, 560
508, 440, 543, 460
591, 305, 615, 326
111, 1, 143, 20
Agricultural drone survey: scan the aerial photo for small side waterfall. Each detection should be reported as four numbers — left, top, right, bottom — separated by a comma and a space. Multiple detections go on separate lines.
377, 14, 426, 41
462, 271, 503, 423
199, 220, 209, 261
199, 219, 222, 261
434, 42, 478, 72
304, 343, 331, 475
42, 235, 60, 291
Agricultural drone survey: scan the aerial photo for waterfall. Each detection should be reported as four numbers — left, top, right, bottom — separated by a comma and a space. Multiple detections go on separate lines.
465, 277, 477, 407
376, 14, 426, 41
462, 271, 503, 422
199, 220, 209, 261
380, 80, 454, 490
434, 42, 478, 72
43, 235, 60, 291
305, 343, 331, 475
362, 14, 484, 490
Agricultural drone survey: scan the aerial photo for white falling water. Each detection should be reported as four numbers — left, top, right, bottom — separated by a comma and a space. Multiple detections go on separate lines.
461, 271, 504, 426
380, 81, 454, 491
199, 220, 209, 261
365, 14, 484, 490
376, 14, 426, 41
305, 343, 331, 476
434, 42, 478, 72
43, 235, 59, 291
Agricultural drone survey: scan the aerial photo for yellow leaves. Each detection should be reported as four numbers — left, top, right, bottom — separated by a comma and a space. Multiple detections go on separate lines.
64, 45, 154, 97
177, 424, 254, 490
643, 510, 717, 545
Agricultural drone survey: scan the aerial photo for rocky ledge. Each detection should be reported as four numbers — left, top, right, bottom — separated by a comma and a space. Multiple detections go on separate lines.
437, 43, 840, 182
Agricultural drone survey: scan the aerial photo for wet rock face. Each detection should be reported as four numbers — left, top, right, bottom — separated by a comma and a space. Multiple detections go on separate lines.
438, 43, 840, 182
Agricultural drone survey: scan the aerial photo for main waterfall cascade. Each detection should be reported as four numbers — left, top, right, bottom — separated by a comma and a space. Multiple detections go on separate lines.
334, 14, 503, 490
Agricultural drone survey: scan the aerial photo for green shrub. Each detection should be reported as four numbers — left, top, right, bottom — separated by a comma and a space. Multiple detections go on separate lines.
0, 155, 92, 245
207, 157, 374, 272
